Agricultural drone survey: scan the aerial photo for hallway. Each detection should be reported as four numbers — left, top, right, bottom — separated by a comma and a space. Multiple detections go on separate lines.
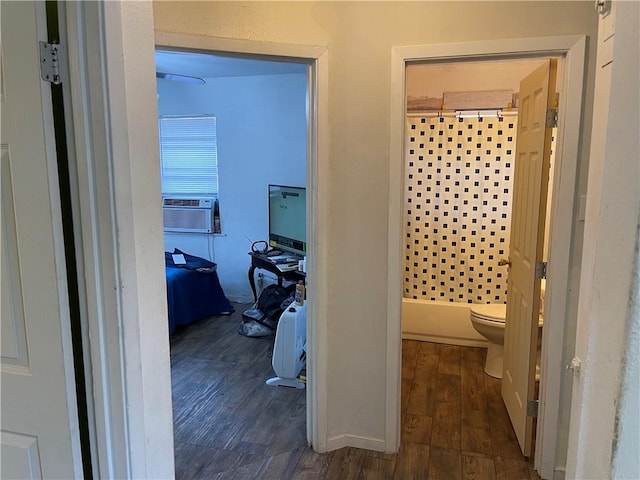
171, 311, 539, 479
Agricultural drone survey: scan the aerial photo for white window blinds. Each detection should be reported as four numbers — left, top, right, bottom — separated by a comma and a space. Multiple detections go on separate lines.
158, 115, 219, 195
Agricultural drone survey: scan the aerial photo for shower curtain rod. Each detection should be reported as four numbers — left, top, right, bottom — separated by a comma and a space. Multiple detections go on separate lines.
406, 109, 518, 119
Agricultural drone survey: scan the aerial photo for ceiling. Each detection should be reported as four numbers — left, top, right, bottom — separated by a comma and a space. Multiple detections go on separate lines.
155, 50, 307, 80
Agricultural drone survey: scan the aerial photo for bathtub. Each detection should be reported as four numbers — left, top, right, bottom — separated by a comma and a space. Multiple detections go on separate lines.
402, 298, 488, 347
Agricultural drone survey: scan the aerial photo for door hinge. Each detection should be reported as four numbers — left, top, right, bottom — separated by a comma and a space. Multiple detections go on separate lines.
595, 0, 612, 16
39, 42, 63, 85
546, 108, 558, 128
535, 261, 547, 279
566, 356, 582, 376
527, 400, 539, 418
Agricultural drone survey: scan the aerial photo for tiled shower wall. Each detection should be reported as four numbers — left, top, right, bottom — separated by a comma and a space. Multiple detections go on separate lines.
404, 115, 518, 304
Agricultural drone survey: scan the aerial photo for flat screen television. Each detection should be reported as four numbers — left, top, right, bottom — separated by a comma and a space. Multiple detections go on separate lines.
268, 185, 306, 257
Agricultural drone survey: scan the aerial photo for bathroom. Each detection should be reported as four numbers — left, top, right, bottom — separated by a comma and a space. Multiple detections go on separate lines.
401, 57, 559, 378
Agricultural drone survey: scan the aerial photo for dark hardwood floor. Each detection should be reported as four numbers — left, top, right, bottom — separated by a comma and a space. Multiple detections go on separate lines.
170, 303, 540, 479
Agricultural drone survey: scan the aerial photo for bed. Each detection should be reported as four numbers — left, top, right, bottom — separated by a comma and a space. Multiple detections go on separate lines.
165, 249, 234, 334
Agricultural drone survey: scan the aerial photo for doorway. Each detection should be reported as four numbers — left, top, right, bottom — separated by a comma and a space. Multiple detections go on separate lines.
155, 47, 310, 475
400, 55, 558, 465
154, 31, 330, 457
387, 36, 587, 479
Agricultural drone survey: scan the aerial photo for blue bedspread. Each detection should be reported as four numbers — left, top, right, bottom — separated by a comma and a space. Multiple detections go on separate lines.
165, 250, 234, 334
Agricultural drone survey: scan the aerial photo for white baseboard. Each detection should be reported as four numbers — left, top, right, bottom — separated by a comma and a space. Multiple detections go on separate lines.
326, 434, 388, 453
402, 331, 487, 348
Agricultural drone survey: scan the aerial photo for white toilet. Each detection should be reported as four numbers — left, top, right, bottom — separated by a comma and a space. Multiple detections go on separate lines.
470, 283, 545, 378
470, 304, 509, 378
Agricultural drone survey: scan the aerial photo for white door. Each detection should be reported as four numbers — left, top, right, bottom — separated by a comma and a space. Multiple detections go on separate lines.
502, 59, 557, 456
1, 2, 83, 478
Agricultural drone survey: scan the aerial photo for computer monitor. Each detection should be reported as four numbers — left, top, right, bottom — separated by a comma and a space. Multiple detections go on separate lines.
268, 185, 306, 257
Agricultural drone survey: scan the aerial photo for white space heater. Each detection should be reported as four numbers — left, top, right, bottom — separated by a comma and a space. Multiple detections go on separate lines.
266, 303, 307, 389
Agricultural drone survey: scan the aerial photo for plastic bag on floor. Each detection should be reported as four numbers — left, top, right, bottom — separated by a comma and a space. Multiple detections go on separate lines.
238, 319, 274, 337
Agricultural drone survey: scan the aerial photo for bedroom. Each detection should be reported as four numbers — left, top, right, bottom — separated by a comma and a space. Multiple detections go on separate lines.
156, 49, 311, 473
156, 49, 309, 304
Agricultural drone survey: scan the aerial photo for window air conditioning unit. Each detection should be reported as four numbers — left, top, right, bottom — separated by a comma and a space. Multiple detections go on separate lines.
162, 197, 214, 233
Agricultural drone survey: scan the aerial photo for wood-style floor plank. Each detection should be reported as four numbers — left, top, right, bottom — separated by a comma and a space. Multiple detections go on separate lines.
418, 341, 440, 356
435, 372, 462, 407
257, 448, 307, 480
392, 443, 429, 480
461, 346, 485, 365
437, 344, 462, 376
461, 409, 493, 456
401, 376, 413, 412
494, 456, 531, 480
266, 400, 308, 457
290, 447, 335, 480
172, 442, 217, 480
430, 401, 462, 450
462, 454, 497, 480
428, 446, 462, 480
325, 447, 366, 480
406, 353, 439, 416
359, 454, 397, 480
402, 339, 419, 380
176, 443, 264, 479
171, 314, 538, 479
402, 413, 432, 445
484, 375, 525, 460
461, 353, 489, 412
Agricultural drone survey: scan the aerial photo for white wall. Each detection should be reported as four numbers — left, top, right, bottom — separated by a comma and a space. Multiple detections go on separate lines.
407, 58, 553, 103
153, 0, 598, 457
157, 72, 308, 301
613, 246, 640, 479
566, 1, 640, 477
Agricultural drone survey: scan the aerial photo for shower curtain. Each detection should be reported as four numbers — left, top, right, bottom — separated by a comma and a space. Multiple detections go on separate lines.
403, 114, 518, 304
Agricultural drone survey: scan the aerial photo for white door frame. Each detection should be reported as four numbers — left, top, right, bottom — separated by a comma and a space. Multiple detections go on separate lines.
153, 30, 330, 451
61, 0, 330, 473
61, 2, 173, 477
388, 35, 586, 477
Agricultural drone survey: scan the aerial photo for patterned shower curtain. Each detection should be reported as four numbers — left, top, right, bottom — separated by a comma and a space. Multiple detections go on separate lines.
403, 114, 518, 304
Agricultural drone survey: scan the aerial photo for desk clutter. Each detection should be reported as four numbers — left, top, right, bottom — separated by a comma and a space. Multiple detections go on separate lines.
266, 254, 306, 273
248, 251, 306, 304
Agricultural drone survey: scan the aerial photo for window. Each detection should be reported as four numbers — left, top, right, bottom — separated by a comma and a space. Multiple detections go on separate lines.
158, 115, 218, 195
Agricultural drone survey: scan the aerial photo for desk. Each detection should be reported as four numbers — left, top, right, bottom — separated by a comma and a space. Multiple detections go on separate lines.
248, 252, 306, 303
